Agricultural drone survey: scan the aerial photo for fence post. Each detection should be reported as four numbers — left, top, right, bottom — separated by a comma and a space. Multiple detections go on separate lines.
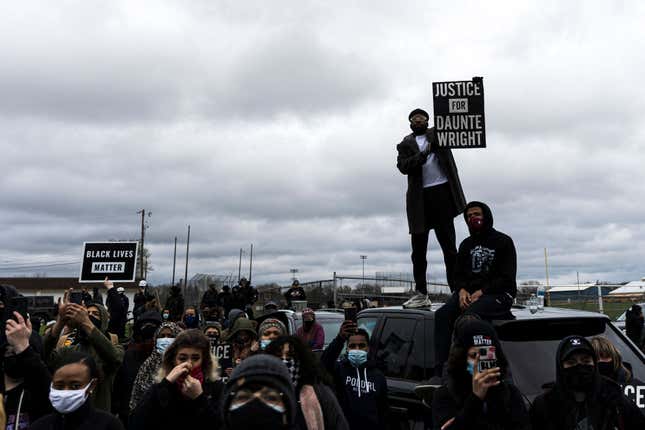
597, 285, 604, 314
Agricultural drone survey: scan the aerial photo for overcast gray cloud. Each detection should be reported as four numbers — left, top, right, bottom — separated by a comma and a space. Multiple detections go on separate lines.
1, 1, 644, 288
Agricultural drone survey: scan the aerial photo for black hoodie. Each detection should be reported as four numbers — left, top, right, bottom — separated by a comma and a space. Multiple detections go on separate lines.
320, 336, 388, 430
530, 336, 645, 430
454, 202, 517, 297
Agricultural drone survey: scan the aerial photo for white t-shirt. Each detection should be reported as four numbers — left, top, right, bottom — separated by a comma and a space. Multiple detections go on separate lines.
415, 135, 448, 188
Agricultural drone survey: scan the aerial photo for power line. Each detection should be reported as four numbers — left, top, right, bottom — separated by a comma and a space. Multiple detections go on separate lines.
0, 261, 79, 270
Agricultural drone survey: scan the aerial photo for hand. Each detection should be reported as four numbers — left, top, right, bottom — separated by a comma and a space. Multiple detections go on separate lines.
65, 303, 92, 332
470, 290, 483, 303
250, 340, 259, 352
181, 375, 203, 399
166, 362, 191, 383
472, 356, 500, 400
5, 312, 32, 354
441, 417, 455, 430
458, 289, 471, 310
339, 320, 358, 340
104, 277, 114, 290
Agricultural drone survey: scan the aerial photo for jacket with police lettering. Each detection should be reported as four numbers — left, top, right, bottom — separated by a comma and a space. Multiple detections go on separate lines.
320, 336, 388, 430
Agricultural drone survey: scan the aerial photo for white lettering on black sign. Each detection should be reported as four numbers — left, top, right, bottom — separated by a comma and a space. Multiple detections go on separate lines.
91, 262, 125, 273
79, 241, 138, 282
433, 77, 486, 149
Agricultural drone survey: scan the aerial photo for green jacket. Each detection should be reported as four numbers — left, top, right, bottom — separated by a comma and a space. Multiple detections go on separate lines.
44, 303, 124, 412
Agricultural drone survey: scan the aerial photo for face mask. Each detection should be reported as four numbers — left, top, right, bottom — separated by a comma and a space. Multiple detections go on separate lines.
228, 398, 285, 429
410, 123, 428, 136
303, 321, 314, 329
466, 359, 475, 376
184, 315, 197, 327
4, 354, 21, 379
89, 316, 102, 330
49, 382, 92, 414
189, 365, 204, 384
260, 339, 272, 350
282, 358, 300, 387
348, 349, 368, 368
156, 337, 174, 354
562, 364, 595, 392
597, 361, 614, 378
467, 216, 485, 232
208, 334, 219, 346
162, 313, 170, 320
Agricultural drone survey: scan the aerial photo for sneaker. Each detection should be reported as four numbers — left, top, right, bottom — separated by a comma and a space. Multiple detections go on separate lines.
403, 294, 432, 308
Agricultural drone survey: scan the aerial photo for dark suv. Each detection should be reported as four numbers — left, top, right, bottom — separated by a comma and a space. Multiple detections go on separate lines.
357, 305, 645, 430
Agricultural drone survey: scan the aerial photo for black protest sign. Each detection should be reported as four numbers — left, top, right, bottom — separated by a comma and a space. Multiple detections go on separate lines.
432, 77, 486, 148
213, 342, 233, 372
79, 242, 138, 282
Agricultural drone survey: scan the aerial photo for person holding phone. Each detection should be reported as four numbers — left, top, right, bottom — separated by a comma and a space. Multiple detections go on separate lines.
431, 318, 529, 430
321, 320, 388, 430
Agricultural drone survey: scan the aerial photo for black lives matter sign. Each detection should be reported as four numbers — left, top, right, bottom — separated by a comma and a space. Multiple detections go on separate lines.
79, 242, 138, 282
432, 77, 486, 148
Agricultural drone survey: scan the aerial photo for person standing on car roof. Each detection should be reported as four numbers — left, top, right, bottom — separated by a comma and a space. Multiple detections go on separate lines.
530, 335, 645, 430
321, 320, 388, 430
431, 318, 529, 430
396, 108, 466, 306
434, 201, 516, 376
296, 308, 324, 350
284, 280, 306, 309
625, 304, 645, 351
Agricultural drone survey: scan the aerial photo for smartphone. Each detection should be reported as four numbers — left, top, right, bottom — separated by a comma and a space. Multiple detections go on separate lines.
344, 307, 358, 322
9, 296, 29, 321
69, 291, 84, 305
477, 345, 498, 372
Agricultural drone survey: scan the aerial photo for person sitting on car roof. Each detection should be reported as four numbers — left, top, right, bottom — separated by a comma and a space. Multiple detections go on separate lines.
296, 308, 324, 350
434, 201, 516, 376
530, 335, 645, 430
431, 318, 529, 430
284, 280, 306, 310
321, 320, 388, 430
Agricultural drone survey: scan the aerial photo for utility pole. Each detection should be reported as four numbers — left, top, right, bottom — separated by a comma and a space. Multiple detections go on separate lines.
360, 255, 367, 287
544, 248, 550, 288
171, 236, 177, 286
137, 209, 145, 280
184, 225, 190, 291
249, 244, 254, 283
238, 248, 243, 282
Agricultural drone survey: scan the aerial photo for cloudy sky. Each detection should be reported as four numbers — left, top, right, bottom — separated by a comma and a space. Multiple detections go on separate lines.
1, 1, 643, 287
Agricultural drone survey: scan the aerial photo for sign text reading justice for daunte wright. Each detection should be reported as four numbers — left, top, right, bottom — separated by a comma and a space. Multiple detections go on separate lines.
432, 78, 486, 148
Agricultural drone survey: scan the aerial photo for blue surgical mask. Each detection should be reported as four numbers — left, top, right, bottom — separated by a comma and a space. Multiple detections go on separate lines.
156, 337, 174, 354
348, 349, 368, 367
466, 360, 475, 376
260, 339, 272, 350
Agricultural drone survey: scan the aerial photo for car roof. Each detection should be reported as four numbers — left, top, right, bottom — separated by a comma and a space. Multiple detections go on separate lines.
358, 305, 610, 322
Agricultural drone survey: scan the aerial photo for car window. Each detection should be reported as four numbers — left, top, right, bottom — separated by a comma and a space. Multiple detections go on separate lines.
616, 311, 627, 322
499, 318, 645, 407
358, 316, 378, 339
375, 317, 420, 379
317, 319, 342, 347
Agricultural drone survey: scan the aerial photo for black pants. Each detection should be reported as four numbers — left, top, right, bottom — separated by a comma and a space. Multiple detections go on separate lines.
411, 184, 457, 294
434, 292, 514, 369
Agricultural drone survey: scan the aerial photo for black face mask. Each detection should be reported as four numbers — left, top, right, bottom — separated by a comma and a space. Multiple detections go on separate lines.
562, 364, 595, 391
208, 335, 219, 346
89, 316, 102, 330
228, 399, 286, 429
410, 123, 428, 136
597, 361, 615, 378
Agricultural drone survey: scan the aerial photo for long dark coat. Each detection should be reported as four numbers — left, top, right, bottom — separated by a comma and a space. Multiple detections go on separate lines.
396, 127, 466, 234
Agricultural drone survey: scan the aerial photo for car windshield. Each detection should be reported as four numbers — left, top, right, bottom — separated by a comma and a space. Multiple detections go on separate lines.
318, 319, 342, 347
498, 318, 645, 404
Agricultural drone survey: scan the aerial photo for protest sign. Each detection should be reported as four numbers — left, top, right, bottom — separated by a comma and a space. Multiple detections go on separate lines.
213, 342, 233, 379
79, 241, 138, 282
432, 77, 486, 148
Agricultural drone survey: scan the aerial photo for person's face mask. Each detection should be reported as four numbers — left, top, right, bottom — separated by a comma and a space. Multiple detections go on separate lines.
228, 398, 285, 429
467, 216, 485, 232
207, 334, 220, 346
89, 316, 101, 330
466, 359, 475, 376
409, 122, 428, 136
597, 361, 614, 378
348, 349, 368, 368
260, 339, 272, 350
162, 313, 170, 320
49, 382, 93, 414
156, 337, 174, 354
184, 315, 197, 327
3, 351, 22, 380
562, 364, 595, 391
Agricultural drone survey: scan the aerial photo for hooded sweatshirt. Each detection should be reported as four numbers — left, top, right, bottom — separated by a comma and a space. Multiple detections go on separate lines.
320, 336, 388, 430
530, 336, 645, 430
455, 201, 517, 297
44, 303, 124, 412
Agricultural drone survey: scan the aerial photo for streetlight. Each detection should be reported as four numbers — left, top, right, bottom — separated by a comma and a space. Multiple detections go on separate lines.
290, 268, 299, 282
360, 255, 367, 287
